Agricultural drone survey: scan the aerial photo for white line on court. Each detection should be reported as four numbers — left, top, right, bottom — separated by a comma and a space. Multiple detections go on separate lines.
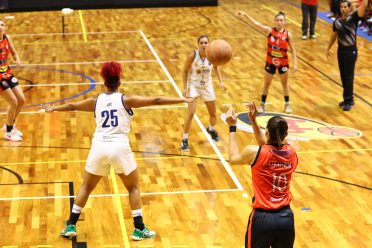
19, 80, 170, 87
11, 30, 139, 37
0, 105, 187, 115
11, 59, 157, 67
138, 29, 244, 190
0, 188, 242, 201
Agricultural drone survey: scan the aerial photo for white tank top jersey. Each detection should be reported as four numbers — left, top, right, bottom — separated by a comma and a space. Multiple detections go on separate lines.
188, 50, 213, 87
93, 92, 133, 142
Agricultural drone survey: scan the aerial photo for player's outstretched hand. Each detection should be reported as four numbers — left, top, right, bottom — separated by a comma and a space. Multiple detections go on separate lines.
225, 107, 237, 126
184, 96, 198, 103
243, 101, 257, 120
39, 104, 54, 113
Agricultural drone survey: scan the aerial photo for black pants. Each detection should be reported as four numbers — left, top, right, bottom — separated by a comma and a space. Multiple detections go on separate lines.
301, 3, 318, 36
245, 206, 295, 248
337, 47, 358, 104
331, 0, 340, 16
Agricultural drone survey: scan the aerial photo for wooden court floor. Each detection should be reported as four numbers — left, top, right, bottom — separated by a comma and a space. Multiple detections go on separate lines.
0, 0, 371, 247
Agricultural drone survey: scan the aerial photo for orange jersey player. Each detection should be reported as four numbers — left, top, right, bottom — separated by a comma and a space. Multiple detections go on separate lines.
238, 11, 298, 114
226, 101, 298, 248
0, 20, 25, 142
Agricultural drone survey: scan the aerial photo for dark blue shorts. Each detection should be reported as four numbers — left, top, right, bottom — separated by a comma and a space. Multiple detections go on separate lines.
245, 206, 295, 248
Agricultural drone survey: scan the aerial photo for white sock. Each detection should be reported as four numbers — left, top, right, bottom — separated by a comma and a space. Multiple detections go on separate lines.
208, 125, 215, 131
132, 208, 143, 217
182, 133, 189, 140
72, 204, 83, 214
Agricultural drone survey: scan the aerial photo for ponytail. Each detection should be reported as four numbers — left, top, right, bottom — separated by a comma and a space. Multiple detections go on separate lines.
267, 116, 288, 148
275, 11, 286, 19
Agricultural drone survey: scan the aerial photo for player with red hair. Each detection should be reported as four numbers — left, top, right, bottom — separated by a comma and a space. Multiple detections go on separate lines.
43, 61, 197, 240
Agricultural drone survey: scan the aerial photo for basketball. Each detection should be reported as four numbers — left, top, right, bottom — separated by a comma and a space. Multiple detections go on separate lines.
206, 39, 232, 66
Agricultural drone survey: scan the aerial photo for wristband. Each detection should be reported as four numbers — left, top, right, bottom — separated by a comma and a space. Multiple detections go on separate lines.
229, 126, 237, 133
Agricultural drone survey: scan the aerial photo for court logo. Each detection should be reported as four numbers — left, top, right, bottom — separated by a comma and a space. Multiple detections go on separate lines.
221, 112, 363, 141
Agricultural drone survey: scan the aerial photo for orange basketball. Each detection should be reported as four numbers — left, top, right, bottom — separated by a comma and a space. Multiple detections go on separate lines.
206, 40, 232, 66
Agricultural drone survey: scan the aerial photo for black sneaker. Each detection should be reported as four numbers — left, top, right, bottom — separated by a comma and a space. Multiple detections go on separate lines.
339, 101, 355, 107
181, 139, 190, 151
343, 104, 352, 111
206, 127, 220, 142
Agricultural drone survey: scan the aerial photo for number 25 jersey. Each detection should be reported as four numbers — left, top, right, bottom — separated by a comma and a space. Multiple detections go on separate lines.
93, 92, 133, 142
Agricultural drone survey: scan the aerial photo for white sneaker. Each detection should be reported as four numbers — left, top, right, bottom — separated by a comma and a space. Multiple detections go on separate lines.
4, 130, 22, 142
302, 35, 308, 40
284, 102, 292, 113
257, 102, 265, 113
310, 34, 317, 39
3, 124, 23, 137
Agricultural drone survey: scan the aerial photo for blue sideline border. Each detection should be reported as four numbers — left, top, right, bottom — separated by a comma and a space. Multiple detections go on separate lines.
318, 12, 372, 41
277, 0, 371, 41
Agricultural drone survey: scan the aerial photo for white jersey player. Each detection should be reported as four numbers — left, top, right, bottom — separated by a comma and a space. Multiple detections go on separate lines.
43, 61, 196, 240
181, 35, 226, 151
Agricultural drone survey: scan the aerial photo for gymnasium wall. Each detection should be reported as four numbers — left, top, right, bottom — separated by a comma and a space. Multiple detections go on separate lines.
2, 0, 218, 12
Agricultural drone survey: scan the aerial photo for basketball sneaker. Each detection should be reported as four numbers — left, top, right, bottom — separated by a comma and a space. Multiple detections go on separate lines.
60, 223, 76, 237
342, 104, 352, 111
206, 127, 220, 142
257, 102, 265, 113
181, 139, 190, 151
131, 227, 156, 241
3, 124, 23, 137
4, 130, 22, 142
284, 102, 292, 113
339, 101, 354, 107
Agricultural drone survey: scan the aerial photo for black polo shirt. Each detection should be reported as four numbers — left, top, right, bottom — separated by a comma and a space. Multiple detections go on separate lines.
333, 11, 361, 48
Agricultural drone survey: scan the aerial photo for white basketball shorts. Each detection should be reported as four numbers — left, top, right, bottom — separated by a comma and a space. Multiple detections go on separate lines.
85, 140, 137, 176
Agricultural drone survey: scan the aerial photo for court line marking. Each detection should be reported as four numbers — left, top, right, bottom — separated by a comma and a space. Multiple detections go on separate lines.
11, 30, 139, 37
0, 189, 242, 201
109, 168, 130, 247
0, 105, 187, 115
0, 148, 370, 166
11, 59, 157, 67
78, 10, 88, 42
139, 29, 243, 191
18, 80, 170, 87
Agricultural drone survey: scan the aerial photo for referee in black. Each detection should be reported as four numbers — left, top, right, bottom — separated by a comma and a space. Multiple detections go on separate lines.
326, 0, 368, 111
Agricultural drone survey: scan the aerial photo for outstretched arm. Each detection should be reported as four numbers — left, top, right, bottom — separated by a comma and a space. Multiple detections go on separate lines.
357, 0, 368, 17
44, 98, 96, 112
237, 10, 272, 36
244, 101, 266, 145
6, 35, 21, 64
225, 107, 259, 165
124, 95, 196, 109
